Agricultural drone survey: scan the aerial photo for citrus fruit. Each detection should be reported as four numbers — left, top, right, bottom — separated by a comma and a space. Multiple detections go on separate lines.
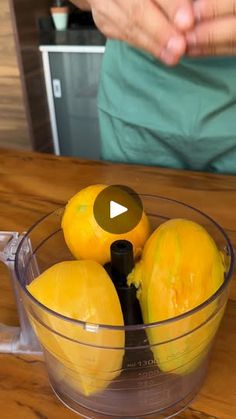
61, 184, 150, 265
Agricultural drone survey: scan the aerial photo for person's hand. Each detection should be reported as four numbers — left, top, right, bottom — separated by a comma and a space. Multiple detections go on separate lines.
186, 0, 236, 56
74, 0, 195, 65
75, 0, 90, 10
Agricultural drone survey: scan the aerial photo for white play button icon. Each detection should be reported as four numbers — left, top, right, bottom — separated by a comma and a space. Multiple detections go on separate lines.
93, 185, 143, 234
110, 200, 128, 219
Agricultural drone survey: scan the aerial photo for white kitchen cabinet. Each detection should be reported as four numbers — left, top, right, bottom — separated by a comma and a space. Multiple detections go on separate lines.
40, 32, 105, 159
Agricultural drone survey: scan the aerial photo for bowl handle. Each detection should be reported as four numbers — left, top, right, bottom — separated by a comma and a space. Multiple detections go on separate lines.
0, 231, 42, 354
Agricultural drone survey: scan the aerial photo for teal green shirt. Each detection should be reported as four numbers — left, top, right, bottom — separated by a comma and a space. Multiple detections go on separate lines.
98, 40, 236, 173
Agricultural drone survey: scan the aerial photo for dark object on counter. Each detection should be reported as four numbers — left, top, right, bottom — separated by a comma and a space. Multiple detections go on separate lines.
69, 11, 96, 29
52, 0, 68, 6
105, 240, 143, 325
38, 10, 97, 33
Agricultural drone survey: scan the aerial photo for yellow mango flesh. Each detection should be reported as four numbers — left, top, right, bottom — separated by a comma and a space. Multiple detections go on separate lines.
128, 219, 225, 374
61, 184, 150, 265
27, 260, 125, 396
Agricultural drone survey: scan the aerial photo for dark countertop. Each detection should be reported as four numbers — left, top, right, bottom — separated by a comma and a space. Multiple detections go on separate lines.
38, 11, 106, 48
39, 28, 106, 47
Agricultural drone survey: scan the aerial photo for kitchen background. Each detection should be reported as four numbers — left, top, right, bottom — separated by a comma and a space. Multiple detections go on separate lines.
0, 0, 105, 158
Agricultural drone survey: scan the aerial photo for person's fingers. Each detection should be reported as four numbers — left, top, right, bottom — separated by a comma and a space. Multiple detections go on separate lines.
91, 0, 126, 38
122, 30, 185, 65
186, 17, 236, 49
123, 0, 186, 62
93, 0, 186, 65
154, 0, 195, 31
193, 0, 236, 22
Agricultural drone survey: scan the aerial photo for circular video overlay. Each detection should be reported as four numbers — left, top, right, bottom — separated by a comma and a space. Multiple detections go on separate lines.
93, 185, 143, 234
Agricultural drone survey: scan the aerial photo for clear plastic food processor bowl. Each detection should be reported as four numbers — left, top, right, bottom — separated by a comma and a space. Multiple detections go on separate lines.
0, 196, 234, 418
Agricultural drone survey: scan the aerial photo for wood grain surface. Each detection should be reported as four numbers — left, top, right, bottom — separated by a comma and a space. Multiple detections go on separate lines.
0, 148, 235, 419
11, 0, 54, 152
0, 1, 30, 150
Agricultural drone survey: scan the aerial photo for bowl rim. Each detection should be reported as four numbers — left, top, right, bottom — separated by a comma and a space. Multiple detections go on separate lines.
15, 194, 235, 332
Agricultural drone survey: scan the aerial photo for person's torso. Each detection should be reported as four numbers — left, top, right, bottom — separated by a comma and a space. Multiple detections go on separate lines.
98, 40, 236, 140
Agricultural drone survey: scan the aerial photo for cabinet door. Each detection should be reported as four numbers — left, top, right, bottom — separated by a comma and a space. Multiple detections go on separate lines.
49, 51, 103, 159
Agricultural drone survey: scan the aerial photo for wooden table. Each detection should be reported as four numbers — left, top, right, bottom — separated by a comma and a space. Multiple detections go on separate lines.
0, 148, 235, 419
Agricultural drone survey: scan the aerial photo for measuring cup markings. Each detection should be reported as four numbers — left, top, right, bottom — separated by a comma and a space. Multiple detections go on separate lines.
137, 379, 155, 388
135, 374, 181, 390
136, 388, 171, 405
126, 358, 158, 369
138, 369, 160, 379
